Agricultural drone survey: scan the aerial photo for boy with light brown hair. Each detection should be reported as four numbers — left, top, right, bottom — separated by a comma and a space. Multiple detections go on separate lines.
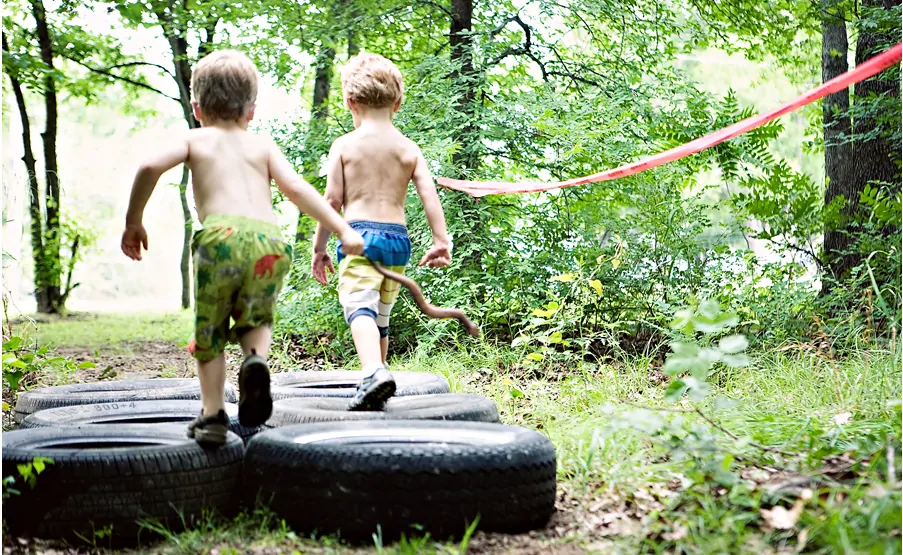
122, 49, 364, 444
311, 52, 451, 410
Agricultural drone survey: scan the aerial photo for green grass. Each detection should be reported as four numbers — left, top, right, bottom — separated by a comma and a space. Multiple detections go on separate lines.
6, 312, 902, 554
13, 311, 193, 348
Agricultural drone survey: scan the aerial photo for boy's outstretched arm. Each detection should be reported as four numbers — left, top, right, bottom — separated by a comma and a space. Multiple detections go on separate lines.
122, 137, 189, 261
412, 150, 451, 268
311, 141, 346, 285
269, 141, 363, 272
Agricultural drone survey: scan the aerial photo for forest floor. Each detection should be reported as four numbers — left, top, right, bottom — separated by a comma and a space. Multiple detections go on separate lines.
2, 312, 900, 554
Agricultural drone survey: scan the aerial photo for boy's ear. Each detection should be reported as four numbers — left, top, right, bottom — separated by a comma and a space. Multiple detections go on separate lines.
247, 104, 256, 122
191, 101, 203, 123
393, 99, 402, 114
346, 97, 357, 113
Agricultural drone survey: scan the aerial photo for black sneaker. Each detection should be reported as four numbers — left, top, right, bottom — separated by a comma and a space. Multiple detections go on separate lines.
187, 409, 229, 445
348, 367, 396, 411
238, 350, 272, 427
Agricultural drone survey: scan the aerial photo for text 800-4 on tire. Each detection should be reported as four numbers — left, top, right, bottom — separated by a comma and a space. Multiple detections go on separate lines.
2, 424, 243, 544
244, 421, 556, 540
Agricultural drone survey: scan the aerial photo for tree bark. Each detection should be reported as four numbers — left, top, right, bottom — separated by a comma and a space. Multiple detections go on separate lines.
179, 165, 192, 309
157, 9, 204, 307
851, 0, 901, 199
820, 0, 853, 292
294, 45, 336, 246
450, 0, 479, 175
2, 34, 46, 311
31, 0, 62, 313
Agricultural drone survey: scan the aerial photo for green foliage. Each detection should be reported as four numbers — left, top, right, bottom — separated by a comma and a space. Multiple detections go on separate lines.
2, 456, 54, 500
2, 335, 93, 399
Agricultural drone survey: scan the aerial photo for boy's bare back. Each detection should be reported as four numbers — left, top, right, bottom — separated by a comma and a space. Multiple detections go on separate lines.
186, 127, 276, 224
334, 124, 422, 225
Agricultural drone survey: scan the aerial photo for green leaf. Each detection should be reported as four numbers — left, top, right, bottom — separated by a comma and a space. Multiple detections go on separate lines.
531, 309, 553, 318
525, 352, 544, 362
664, 379, 690, 402
548, 331, 563, 344
76, 361, 96, 369
698, 299, 721, 319
550, 273, 575, 282
588, 279, 603, 296
722, 353, 750, 368
546, 301, 560, 311
508, 387, 525, 398
718, 334, 748, 354
511, 336, 530, 348
3, 337, 22, 351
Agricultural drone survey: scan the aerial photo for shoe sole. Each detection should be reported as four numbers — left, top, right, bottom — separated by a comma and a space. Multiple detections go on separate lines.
348, 378, 397, 411
187, 425, 227, 446
239, 359, 273, 427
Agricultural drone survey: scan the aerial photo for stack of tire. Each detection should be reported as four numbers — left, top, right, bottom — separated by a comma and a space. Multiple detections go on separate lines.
3, 371, 557, 545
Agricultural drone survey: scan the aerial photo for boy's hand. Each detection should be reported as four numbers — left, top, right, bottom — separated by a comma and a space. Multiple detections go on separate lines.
338, 229, 365, 256
418, 243, 451, 268
311, 252, 335, 286
121, 224, 148, 261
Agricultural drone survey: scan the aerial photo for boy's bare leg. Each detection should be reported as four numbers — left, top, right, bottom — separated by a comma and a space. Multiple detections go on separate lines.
350, 317, 383, 369
380, 336, 388, 366
198, 354, 227, 416
188, 354, 229, 445
349, 316, 396, 410
236, 325, 274, 427
239, 325, 272, 357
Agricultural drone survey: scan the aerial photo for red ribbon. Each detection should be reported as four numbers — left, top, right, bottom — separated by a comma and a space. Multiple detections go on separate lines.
437, 43, 902, 198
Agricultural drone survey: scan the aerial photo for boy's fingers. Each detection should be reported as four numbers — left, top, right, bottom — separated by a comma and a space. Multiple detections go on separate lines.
143, 236, 148, 250
327, 259, 335, 273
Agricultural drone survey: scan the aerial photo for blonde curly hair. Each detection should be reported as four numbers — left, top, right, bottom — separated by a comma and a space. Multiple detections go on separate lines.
191, 50, 259, 122
340, 52, 404, 109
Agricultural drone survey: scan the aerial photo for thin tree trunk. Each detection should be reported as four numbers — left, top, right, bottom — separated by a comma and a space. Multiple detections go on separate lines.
2, 34, 46, 311
851, 0, 901, 200
31, 0, 62, 313
820, 0, 853, 293
157, 11, 202, 307
179, 165, 192, 309
450, 0, 479, 175
294, 45, 336, 246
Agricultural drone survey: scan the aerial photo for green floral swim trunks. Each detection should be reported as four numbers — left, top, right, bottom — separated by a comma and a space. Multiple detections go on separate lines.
187, 214, 292, 362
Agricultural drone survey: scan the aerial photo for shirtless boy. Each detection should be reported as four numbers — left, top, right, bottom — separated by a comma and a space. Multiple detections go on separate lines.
121, 49, 364, 444
311, 52, 451, 410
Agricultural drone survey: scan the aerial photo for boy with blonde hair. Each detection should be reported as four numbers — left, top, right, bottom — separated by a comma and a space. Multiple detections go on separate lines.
122, 49, 364, 444
311, 52, 451, 410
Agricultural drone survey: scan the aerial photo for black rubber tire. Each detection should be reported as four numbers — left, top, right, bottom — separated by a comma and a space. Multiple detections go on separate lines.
269, 370, 449, 400
12, 379, 238, 423
2, 424, 244, 544
244, 421, 557, 540
19, 400, 263, 444
267, 394, 500, 427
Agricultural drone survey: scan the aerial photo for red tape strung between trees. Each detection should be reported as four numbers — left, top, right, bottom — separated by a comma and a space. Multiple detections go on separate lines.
436, 43, 902, 198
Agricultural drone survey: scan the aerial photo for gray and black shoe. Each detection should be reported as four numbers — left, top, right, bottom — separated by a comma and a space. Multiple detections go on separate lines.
238, 349, 273, 427
348, 367, 396, 411
187, 409, 229, 445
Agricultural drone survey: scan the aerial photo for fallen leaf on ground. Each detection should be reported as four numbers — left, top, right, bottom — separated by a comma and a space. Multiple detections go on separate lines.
831, 411, 852, 425
760, 490, 810, 530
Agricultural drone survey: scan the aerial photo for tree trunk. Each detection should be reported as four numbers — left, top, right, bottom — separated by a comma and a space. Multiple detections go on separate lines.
851, 0, 901, 200
179, 166, 192, 309
450, 0, 479, 175
820, 0, 853, 293
158, 12, 201, 307
31, 0, 62, 313
2, 34, 46, 311
294, 45, 336, 246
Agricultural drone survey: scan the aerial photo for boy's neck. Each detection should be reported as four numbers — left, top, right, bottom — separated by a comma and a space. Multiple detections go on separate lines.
353, 106, 396, 129
200, 119, 250, 131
